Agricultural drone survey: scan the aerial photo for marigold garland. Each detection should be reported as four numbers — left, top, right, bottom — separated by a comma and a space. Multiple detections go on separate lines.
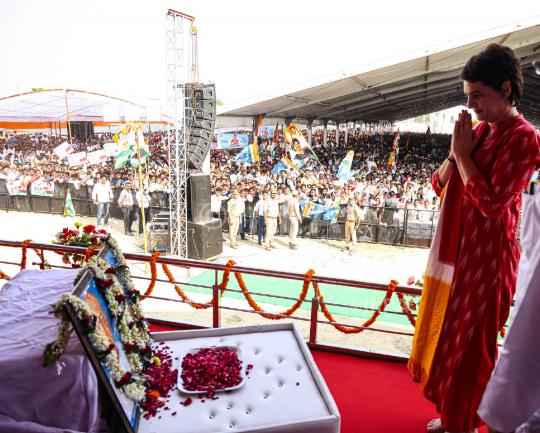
500, 327, 506, 338
141, 252, 161, 300
233, 267, 315, 320
396, 292, 417, 327
0, 269, 10, 279
20, 239, 31, 270
317, 280, 400, 334
85, 246, 96, 262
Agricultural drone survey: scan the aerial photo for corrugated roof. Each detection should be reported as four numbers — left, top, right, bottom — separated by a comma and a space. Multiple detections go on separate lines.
217, 18, 540, 128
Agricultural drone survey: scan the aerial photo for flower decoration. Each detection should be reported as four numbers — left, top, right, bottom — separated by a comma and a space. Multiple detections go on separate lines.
407, 276, 415, 286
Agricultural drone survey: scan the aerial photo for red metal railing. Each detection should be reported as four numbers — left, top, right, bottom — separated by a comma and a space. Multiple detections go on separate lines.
0, 239, 424, 362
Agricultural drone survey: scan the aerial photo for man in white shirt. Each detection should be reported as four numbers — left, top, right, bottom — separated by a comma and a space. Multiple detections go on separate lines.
254, 191, 268, 245
92, 176, 114, 228
211, 187, 225, 219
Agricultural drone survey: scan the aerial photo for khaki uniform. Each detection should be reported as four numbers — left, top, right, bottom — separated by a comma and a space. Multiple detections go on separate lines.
264, 198, 280, 247
227, 197, 243, 246
288, 198, 301, 245
345, 203, 361, 249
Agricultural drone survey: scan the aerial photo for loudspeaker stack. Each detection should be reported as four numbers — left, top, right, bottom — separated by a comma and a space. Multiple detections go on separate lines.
184, 83, 216, 170
186, 173, 223, 260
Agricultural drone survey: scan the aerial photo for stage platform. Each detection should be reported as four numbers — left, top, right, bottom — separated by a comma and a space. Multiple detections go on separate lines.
150, 323, 488, 433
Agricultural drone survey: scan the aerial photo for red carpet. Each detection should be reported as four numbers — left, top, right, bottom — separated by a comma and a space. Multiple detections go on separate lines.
149, 324, 488, 433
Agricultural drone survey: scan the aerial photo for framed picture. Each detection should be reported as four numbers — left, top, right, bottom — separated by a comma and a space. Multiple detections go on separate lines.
64, 243, 139, 433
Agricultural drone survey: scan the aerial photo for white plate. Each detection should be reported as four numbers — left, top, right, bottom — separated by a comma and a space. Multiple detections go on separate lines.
177, 345, 246, 394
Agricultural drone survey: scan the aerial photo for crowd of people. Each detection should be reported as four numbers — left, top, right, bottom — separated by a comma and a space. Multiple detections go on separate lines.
0, 125, 449, 246
210, 128, 449, 249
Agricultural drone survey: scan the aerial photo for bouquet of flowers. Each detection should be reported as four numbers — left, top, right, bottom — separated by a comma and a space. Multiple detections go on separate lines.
52, 222, 108, 267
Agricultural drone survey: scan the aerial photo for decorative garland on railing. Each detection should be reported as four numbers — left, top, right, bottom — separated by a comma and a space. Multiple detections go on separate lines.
4, 241, 509, 340
317, 280, 400, 334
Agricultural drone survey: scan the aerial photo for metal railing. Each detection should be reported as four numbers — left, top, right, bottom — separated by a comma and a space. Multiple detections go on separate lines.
0, 239, 424, 362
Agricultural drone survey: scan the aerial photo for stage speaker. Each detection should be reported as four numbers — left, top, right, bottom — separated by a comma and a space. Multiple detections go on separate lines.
187, 219, 223, 260
184, 83, 216, 170
148, 232, 170, 253
186, 173, 211, 223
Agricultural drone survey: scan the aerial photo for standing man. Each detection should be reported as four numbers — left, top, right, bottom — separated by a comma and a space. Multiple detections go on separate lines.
136, 188, 151, 238
382, 191, 399, 243
344, 195, 361, 255
92, 175, 113, 228
264, 189, 281, 251
118, 181, 135, 236
227, 189, 243, 249
211, 187, 224, 220
288, 190, 302, 250
254, 191, 267, 246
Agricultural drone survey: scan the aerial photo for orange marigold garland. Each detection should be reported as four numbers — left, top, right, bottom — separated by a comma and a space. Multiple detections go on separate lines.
396, 292, 417, 327
317, 279, 399, 334
0, 269, 10, 279
20, 239, 32, 270
233, 267, 315, 320
141, 251, 161, 299
500, 327, 506, 338
85, 246, 95, 262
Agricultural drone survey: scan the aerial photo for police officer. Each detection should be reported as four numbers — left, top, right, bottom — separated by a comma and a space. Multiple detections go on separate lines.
227, 189, 244, 249
264, 189, 281, 251
344, 195, 361, 255
288, 190, 302, 250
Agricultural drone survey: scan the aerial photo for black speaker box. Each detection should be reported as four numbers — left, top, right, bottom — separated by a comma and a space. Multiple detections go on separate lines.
186, 107, 215, 122
186, 99, 216, 111
190, 127, 212, 140
148, 232, 170, 253
187, 137, 211, 170
193, 119, 213, 130
186, 173, 211, 223
187, 219, 223, 260
184, 84, 215, 100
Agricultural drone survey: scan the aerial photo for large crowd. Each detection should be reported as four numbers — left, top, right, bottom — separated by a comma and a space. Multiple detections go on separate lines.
0, 127, 450, 238
210, 128, 450, 226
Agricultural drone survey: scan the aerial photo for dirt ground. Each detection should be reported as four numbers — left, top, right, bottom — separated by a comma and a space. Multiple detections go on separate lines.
0, 210, 427, 355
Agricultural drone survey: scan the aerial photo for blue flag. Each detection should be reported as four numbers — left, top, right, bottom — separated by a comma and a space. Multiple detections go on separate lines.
235, 146, 251, 164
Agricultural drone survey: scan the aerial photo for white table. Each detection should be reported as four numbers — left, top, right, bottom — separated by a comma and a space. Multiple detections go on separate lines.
139, 323, 340, 433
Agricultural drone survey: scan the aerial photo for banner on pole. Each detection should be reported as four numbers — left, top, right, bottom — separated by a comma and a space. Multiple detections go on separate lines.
217, 133, 250, 149
68, 152, 88, 167
87, 149, 108, 166
260, 126, 275, 138
53, 142, 74, 160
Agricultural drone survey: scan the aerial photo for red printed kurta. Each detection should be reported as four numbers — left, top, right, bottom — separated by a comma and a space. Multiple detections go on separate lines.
424, 114, 540, 432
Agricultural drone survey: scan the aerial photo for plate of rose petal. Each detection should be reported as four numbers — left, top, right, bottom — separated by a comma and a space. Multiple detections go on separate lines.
177, 346, 247, 396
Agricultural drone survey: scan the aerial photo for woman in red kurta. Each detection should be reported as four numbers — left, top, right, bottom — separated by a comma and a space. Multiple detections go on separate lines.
408, 44, 540, 433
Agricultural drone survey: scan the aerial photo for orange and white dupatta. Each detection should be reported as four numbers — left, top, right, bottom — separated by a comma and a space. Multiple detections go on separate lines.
408, 168, 464, 389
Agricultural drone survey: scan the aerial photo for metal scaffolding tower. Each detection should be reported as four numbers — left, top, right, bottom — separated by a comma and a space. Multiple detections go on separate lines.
166, 9, 191, 258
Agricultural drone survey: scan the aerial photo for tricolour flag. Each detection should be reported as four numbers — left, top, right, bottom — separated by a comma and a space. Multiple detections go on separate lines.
337, 151, 354, 183
64, 189, 76, 217
253, 115, 262, 142
271, 157, 298, 174
388, 149, 396, 167
273, 122, 279, 143
248, 142, 259, 162
115, 150, 130, 168
392, 130, 400, 150
302, 201, 314, 218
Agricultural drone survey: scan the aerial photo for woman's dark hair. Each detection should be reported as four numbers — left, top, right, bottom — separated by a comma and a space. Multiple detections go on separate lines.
460, 43, 523, 107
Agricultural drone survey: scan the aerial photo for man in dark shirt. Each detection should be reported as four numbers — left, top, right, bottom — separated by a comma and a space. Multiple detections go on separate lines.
382, 191, 399, 243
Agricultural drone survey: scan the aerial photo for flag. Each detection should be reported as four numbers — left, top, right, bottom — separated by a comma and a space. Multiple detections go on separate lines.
392, 130, 400, 149
426, 126, 431, 137
115, 150, 130, 168
323, 198, 341, 223
302, 201, 314, 218
273, 122, 279, 143
271, 157, 298, 174
388, 149, 396, 167
235, 146, 251, 164
248, 142, 259, 162
406, 136, 410, 147
253, 115, 262, 142
283, 123, 319, 164
337, 151, 354, 183
64, 189, 76, 217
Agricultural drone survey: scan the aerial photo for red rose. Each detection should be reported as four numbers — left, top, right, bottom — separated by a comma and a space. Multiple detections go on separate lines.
409, 299, 417, 311
117, 372, 132, 386
407, 276, 415, 286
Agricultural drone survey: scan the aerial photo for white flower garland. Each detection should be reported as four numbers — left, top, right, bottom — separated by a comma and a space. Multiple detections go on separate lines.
44, 234, 151, 402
